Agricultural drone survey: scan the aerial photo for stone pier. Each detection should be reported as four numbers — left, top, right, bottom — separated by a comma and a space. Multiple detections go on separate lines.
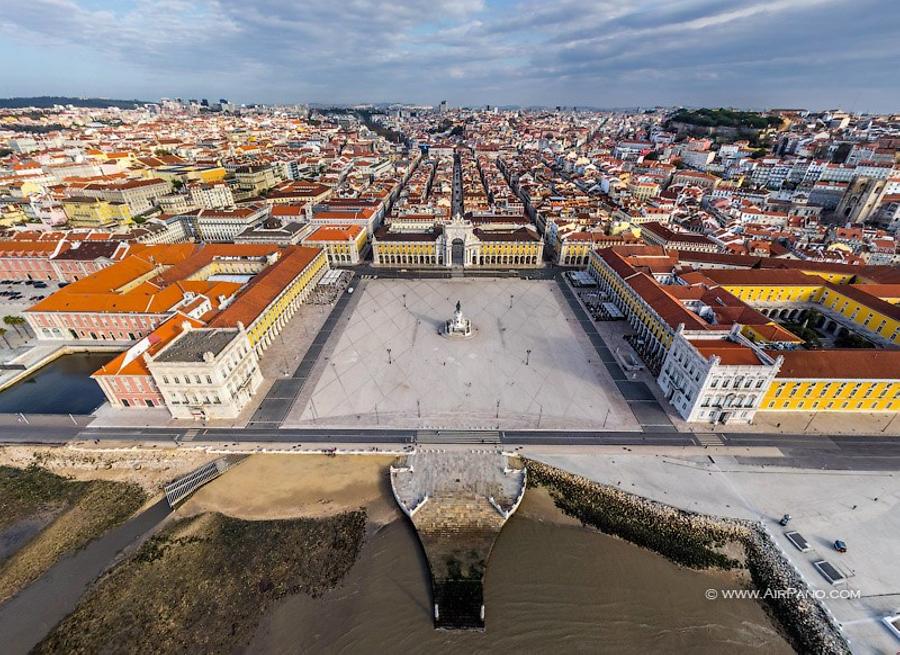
390, 449, 526, 630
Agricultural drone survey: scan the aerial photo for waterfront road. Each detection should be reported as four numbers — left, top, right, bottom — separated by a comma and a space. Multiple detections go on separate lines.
2, 421, 899, 470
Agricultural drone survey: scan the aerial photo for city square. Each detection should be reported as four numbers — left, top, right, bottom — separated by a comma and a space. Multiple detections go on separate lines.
283, 278, 641, 430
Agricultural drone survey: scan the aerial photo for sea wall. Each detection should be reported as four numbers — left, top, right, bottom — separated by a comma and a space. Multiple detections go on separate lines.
525, 459, 850, 655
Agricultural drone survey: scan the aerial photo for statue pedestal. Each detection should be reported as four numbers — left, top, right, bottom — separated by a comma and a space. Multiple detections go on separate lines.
442, 302, 473, 338
443, 316, 472, 338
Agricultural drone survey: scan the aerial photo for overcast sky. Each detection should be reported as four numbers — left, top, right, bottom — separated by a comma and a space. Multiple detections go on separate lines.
1, 0, 898, 111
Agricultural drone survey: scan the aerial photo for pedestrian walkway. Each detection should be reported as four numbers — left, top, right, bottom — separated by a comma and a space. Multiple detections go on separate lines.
695, 432, 726, 446
417, 429, 500, 444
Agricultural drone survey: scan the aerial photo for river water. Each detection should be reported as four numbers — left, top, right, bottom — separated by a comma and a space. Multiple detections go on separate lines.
0, 498, 171, 655
0, 353, 113, 414
247, 489, 792, 654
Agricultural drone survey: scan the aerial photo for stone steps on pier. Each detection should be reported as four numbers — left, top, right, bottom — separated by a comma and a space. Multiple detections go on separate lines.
413, 495, 506, 534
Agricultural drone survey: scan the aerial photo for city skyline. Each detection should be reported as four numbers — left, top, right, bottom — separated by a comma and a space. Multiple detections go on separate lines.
1, 0, 899, 112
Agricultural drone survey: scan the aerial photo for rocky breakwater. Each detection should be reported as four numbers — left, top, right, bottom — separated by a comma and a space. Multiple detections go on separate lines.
390, 449, 526, 630
526, 460, 850, 655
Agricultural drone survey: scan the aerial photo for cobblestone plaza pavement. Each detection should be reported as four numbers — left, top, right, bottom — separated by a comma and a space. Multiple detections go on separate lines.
283, 278, 642, 430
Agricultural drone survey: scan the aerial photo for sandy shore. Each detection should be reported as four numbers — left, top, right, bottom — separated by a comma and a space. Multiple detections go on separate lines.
0, 445, 215, 494
177, 454, 399, 524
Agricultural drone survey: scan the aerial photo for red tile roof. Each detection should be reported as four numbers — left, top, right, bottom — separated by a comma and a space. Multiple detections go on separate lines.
209, 246, 323, 328
772, 350, 900, 380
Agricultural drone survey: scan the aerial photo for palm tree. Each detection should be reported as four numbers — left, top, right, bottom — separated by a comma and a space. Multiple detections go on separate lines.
0, 328, 9, 349
3, 315, 26, 337
10, 316, 26, 336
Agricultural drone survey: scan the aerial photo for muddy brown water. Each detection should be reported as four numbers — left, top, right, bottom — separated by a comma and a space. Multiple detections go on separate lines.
0, 498, 171, 655
247, 490, 792, 654
0, 514, 57, 562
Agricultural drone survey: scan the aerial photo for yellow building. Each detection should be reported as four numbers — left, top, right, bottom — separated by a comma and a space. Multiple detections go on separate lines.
234, 165, 278, 198
149, 165, 227, 186
196, 166, 227, 183
373, 227, 443, 266
302, 225, 367, 265
761, 350, 900, 412
472, 228, 543, 267
704, 270, 900, 346
0, 178, 43, 198
0, 202, 28, 227
62, 197, 132, 227
558, 231, 640, 266
589, 248, 900, 419
588, 248, 695, 370
626, 178, 661, 201
559, 237, 592, 267
705, 269, 824, 303
814, 284, 900, 346
209, 247, 328, 354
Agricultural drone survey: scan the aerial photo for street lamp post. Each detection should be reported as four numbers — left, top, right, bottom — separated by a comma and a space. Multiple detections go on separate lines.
525, 348, 531, 366
387, 347, 392, 365
509, 294, 514, 309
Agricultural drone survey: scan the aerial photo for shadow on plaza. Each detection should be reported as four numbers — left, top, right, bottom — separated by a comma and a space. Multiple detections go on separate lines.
406, 310, 444, 332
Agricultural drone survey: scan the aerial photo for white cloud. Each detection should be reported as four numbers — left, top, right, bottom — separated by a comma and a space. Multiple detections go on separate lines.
0, 0, 898, 110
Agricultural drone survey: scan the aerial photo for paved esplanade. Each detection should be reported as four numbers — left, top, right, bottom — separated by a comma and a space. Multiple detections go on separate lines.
391, 449, 526, 629
284, 278, 640, 430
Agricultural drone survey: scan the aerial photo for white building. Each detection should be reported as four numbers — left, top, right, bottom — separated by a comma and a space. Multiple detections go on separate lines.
190, 182, 235, 210
147, 324, 263, 420
681, 149, 715, 170
176, 206, 269, 242
657, 326, 782, 424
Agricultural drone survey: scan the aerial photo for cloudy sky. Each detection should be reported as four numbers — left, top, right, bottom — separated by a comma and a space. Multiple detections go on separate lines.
1, 0, 898, 110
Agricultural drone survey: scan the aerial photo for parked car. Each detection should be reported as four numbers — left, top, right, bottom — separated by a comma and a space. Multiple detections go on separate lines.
833, 540, 847, 553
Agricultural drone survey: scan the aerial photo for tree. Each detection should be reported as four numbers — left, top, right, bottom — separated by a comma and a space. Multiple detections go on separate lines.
3, 315, 26, 336
835, 332, 872, 348
0, 328, 9, 348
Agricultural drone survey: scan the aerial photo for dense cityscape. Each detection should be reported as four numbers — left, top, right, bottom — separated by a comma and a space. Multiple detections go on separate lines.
0, 102, 897, 427
0, 8, 899, 652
